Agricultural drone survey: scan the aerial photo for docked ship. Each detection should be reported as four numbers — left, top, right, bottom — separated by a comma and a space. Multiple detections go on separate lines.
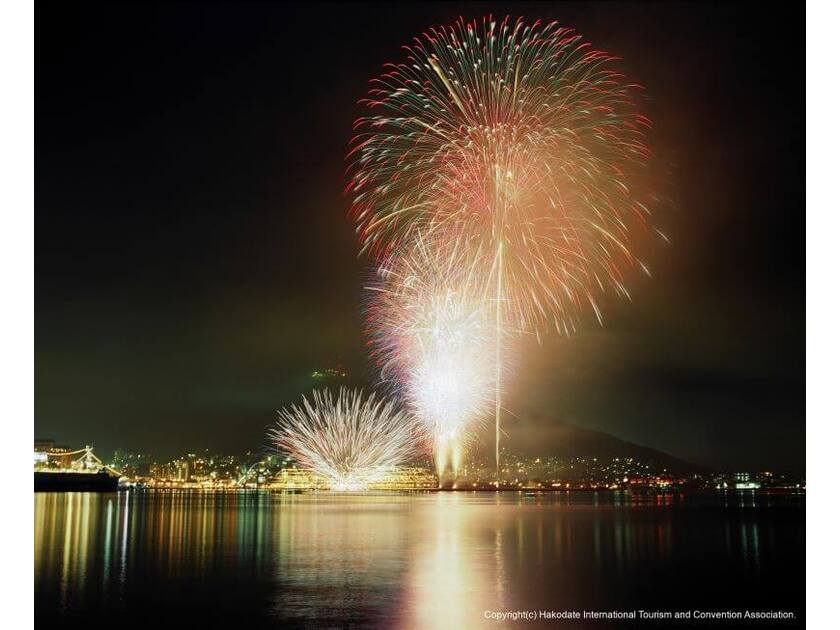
34, 443, 121, 492
35, 469, 119, 492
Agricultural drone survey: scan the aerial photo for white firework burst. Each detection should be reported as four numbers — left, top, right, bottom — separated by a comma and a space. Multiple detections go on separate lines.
270, 388, 420, 491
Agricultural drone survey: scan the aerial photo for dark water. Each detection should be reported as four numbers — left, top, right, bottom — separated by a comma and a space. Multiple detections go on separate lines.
35, 491, 804, 628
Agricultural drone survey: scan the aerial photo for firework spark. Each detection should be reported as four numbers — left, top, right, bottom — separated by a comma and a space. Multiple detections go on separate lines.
348, 15, 652, 336
270, 388, 420, 491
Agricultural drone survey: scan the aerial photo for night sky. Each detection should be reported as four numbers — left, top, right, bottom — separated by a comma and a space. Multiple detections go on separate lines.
36, 2, 804, 471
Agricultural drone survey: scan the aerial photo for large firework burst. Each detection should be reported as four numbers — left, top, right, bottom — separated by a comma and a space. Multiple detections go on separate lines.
270, 388, 420, 491
348, 15, 652, 336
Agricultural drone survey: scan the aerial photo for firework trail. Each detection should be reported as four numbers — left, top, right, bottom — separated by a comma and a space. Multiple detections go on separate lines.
348, 15, 654, 476
270, 388, 420, 491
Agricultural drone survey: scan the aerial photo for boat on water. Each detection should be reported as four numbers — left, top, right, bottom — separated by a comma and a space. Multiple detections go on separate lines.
35, 469, 119, 492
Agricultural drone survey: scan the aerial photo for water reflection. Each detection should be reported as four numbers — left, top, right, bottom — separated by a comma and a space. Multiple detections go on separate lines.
400, 494, 504, 629
268, 494, 412, 625
35, 491, 804, 627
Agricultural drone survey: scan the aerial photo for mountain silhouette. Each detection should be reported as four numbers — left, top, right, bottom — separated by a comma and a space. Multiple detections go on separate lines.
476, 413, 711, 475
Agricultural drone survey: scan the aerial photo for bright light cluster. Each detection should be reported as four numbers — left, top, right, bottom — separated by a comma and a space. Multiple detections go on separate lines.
366, 240, 497, 451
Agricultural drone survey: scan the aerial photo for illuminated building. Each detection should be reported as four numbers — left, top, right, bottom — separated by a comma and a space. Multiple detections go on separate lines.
268, 467, 327, 490
370, 467, 438, 490
34, 439, 73, 469
733, 472, 761, 490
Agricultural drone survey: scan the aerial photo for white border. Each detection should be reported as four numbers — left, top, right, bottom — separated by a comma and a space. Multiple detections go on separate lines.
7, 1, 821, 627
806, 0, 837, 626
0, 0, 33, 627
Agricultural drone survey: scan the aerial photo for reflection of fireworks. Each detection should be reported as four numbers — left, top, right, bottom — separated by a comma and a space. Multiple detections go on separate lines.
366, 240, 497, 450
348, 15, 653, 336
270, 388, 420, 491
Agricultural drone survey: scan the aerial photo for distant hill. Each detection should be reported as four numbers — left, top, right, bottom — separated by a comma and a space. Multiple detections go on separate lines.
478, 415, 712, 475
